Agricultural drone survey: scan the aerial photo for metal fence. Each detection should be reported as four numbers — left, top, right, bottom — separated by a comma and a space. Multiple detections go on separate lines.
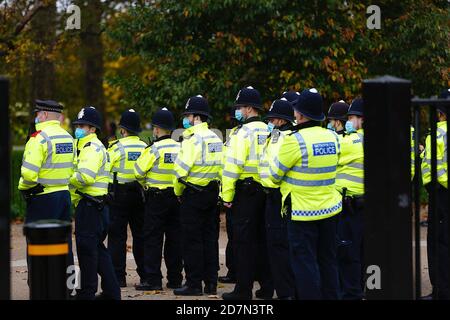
412, 98, 450, 300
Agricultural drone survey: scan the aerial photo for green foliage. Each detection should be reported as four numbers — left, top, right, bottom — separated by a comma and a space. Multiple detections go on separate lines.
106, 0, 449, 130
11, 149, 26, 220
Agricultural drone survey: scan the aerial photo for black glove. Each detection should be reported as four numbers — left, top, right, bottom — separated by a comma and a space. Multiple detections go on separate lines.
21, 184, 45, 200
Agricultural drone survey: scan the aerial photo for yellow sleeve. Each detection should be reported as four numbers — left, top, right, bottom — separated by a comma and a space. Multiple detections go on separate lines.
18, 135, 46, 190
70, 145, 102, 189
173, 137, 201, 196
134, 148, 156, 186
268, 135, 300, 184
221, 131, 248, 203
437, 136, 447, 188
337, 136, 352, 167
107, 145, 121, 171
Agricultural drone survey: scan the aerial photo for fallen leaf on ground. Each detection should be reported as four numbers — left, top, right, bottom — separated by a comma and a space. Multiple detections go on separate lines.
144, 290, 161, 295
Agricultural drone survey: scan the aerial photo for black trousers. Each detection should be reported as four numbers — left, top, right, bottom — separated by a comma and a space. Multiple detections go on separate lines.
224, 207, 235, 278
143, 189, 183, 286
107, 186, 145, 282
75, 199, 120, 300
25, 190, 74, 289
427, 185, 449, 299
265, 188, 295, 299
288, 215, 340, 300
337, 197, 365, 300
180, 183, 220, 289
232, 182, 273, 297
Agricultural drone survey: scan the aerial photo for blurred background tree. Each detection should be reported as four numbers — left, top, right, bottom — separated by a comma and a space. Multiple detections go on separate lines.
1, 0, 448, 219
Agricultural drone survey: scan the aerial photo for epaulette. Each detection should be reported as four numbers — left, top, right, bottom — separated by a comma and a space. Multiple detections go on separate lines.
83, 142, 91, 148
108, 140, 119, 148
183, 133, 194, 140
31, 130, 42, 138
271, 130, 281, 143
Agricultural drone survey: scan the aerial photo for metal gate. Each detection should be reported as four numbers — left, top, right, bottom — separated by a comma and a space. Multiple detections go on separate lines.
412, 96, 450, 300
363, 75, 449, 299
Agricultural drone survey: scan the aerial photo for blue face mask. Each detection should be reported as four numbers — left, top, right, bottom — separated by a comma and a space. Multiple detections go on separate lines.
327, 122, 335, 131
34, 117, 40, 124
345, 120, 356, 133
235, 109, 244, 122
267, 122, 275, 133
182, 117, 192, 129
75, 128, 87, 139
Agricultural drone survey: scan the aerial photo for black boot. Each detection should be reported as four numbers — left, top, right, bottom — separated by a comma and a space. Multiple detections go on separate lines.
222, 290, 252, 300
167, 282, 183, 289
204, 283, 217, 295
218, 275, 236, 284
135, 281, 162, 291
255, 288, 273, 300
174, 285, 203, 296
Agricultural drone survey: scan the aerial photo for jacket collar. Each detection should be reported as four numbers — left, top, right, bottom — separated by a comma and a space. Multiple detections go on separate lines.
35, 120, 60, 131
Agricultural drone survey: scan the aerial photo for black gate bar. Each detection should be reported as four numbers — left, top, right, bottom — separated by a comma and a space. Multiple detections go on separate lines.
0, 77, 11, 300
411, 97, 450, 300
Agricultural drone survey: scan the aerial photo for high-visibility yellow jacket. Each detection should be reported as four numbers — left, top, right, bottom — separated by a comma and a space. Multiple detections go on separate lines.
219, 125, 239, 198
222, 118, 270, 202
135, 136, 180, 189
335, 129, 364, 196
173, 122, 223, 196
268, 123, 342, 221
108, 135, 147, 184
69, 133, 111, 206
18, 120, 75, 195
422, 121, 447, 188
260, 127, 292, 189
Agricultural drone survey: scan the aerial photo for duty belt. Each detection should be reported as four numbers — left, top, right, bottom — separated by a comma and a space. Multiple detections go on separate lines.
76, 190, 106, 211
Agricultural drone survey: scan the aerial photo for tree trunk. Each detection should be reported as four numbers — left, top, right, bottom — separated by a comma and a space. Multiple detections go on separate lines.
29, 0, 57, 103
29, 0, 57, 136
78, 0, 107, 135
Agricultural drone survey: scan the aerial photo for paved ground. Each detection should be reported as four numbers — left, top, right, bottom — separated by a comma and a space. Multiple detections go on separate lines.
10, 213, 432, 300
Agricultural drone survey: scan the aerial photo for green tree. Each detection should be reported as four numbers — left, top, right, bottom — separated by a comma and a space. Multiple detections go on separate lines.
106, 0, 449, 130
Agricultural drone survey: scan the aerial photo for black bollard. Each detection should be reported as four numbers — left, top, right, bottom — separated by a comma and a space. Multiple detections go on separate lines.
0, 76, 11, 300
363, 75, 413, 299
23, 220, 71, 300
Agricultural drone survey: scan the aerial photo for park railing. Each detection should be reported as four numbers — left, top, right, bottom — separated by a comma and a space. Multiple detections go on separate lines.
411, 97, 450, 300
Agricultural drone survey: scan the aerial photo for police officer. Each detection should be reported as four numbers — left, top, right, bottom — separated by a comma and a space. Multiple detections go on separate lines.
328, 99, 365, 300
326, 100, 349, 134
19, 100, 75, 268
107, 109, 147, 287
281, 90, 301, 104
218, 110, 241, 285
421, 88, 449, 300
260, 98, 296, 300
268, 88, 342, 300
222, 86, 273, 300
173, 95, 223, 296
134, 107, 183, 291
70, 106, 120, 300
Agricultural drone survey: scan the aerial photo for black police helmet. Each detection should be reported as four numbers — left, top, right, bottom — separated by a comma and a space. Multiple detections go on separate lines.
327, 100, 349, 121
73, 106, 102, 129
437, 89, 450, 115
265, 98, 294, 123
34, 100, 63, 113
292, 88, 325, 122
234, 86, 263, 110
348, 98, 364, 117
182, 95, 211, 118
281, 90, 301, 104
119, 109, 142, 133
152, 107, 175, 130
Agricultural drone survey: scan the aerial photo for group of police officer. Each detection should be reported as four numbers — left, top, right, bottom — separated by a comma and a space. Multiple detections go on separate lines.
18, 86, 449, 300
